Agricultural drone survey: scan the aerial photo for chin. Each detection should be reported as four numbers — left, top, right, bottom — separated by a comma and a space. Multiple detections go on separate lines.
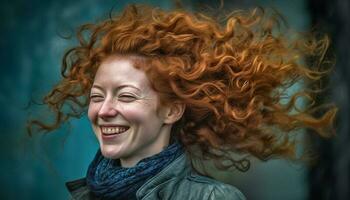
100, 146, 122, 159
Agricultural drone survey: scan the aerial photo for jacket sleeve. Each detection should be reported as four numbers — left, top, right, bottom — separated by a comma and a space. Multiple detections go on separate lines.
208, 184, 246, 200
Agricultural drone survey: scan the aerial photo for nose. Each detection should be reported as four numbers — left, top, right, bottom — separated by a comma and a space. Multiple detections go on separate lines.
98, 99, 118, 119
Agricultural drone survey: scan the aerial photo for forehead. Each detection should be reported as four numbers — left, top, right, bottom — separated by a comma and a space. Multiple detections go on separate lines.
93, 55, 151, 89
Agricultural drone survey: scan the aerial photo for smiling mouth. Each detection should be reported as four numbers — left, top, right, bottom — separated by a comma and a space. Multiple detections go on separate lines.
100, 126, 130, 135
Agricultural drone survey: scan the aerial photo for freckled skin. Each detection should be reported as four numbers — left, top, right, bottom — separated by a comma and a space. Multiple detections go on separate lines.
88, 56, 172, 167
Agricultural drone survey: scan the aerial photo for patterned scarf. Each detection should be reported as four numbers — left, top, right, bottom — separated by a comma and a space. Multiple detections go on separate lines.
86, 142, 183, 200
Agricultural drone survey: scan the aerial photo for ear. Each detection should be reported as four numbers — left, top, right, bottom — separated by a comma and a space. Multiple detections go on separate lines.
162, 102, 186, 125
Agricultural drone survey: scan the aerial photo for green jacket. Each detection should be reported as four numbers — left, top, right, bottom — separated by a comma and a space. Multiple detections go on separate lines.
66, 153, 246, 200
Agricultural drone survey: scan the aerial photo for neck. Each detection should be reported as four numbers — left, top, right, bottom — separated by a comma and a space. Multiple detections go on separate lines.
120, 125, 172, 167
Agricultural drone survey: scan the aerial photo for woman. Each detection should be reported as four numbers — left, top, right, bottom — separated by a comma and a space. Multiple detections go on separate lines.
29, 4, 337, 200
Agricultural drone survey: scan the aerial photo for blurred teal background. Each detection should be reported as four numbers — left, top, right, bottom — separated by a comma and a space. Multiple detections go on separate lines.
0, 0, 324, 199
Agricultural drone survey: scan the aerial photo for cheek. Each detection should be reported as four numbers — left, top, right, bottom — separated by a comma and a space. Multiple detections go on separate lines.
123, 109, 147, 123
123, 104, 158, 123
88, 103, 98, 122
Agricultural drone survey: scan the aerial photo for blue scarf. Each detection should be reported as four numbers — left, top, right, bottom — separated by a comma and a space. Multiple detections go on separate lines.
86, 142, 183, 200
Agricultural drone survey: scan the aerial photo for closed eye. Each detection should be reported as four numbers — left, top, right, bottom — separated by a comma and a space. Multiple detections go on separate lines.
118, 94, 137, 102
90, 95, 104, 102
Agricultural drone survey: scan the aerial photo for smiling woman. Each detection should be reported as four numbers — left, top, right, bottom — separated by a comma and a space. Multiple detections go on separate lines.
28, 3, 337, 200
88, 55, 181, 168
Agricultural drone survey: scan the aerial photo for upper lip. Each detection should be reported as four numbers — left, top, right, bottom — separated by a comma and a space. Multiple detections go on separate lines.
99, 124, 129, 127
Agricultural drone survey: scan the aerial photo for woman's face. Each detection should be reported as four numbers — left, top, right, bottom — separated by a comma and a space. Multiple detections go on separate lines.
88, 56, 171, 167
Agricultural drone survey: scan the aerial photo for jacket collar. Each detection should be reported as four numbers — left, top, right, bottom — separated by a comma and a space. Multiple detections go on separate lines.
136, 152, 191, 198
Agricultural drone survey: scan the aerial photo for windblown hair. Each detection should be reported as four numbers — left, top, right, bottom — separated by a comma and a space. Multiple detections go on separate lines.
29, 4, 337, 171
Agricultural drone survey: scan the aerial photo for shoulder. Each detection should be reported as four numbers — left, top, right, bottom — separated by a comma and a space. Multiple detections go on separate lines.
137, 152, 246, 200
66, 178, 100, 200
181, 173, 246, 200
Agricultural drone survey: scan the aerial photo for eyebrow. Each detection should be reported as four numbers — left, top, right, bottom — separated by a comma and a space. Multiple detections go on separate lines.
91, 84, 142, 92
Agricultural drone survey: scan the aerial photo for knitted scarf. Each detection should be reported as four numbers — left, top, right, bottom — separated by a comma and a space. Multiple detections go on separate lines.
86, 142, 183, 200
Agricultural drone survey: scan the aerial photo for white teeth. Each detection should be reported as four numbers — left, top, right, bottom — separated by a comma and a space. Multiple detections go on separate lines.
101, 127, 128, 135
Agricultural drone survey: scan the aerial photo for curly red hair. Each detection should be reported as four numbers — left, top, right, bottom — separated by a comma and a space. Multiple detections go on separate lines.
29, 5, 337, 171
